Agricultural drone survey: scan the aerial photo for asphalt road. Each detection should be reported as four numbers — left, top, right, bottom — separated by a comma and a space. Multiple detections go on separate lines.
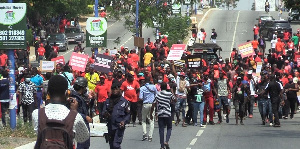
87, 8, 300, 149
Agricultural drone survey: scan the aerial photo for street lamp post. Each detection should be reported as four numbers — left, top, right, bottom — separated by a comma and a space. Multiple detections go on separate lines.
7, 0, 16, 130
136, 0, 139, 37
94, 0, 99, 55
156, 0, 160, 40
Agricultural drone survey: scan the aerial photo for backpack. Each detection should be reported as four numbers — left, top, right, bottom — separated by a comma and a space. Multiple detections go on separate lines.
35, 108, 77, 149
178, 80, 187, 93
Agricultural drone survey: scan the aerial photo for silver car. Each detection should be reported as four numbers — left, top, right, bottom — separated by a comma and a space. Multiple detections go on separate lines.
65, 26, 84, 44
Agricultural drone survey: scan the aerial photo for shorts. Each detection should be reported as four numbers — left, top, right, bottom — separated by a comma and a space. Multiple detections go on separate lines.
234, 100, 244, 113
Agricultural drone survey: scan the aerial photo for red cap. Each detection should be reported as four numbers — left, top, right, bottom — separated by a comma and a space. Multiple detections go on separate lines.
108, 72, 113, 75
179, 72, 185, 76
40, 43, 44, 46
117, 60, 122, 64
139, 76, 145, 80
285, 60, 289, 63
288, 75, 293, 79
100, 75, 106, 79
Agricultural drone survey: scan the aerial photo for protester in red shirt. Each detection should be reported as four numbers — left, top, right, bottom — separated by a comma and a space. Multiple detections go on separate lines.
253, 24, 259, 40
0, 50, 8, 69
283, 30, 291, 43
88, 52, 95, 64
275, 38, 285, 55
95, 75, 110, 123
52, 42, 59, 55
103, 49, 109, 56
120, 73, 140, 124
252, 39, 259, 53
37, 43, 46, 64
105, 72, 113, 89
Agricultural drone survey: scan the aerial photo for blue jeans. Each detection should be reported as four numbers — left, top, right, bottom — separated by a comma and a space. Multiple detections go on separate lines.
38, 55, 44, 63
36, 91, 43, 109
266, 99, 273, 123
193, 101, 205, 125
258, 99, 267, 121
175, 97, 187, 119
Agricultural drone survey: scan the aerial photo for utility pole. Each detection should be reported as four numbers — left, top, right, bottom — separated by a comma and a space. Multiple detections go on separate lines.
94, 0, 99, 55
7, 0, 16, 130
156, 0, 160, 40
136, 0, 139, 37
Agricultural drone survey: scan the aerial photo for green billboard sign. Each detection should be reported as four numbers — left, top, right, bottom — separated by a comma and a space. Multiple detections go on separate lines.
0, 3, 27, 49
86, 17, 107, 48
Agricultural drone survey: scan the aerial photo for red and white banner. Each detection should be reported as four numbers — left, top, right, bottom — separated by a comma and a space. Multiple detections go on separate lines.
69, 52, 89, 72
51, 56, 65, 65
238, 42, 255, 58
167, 44, 186, 60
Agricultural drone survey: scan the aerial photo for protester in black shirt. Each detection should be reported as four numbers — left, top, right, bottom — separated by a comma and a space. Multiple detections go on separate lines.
284, 77, 299, 119
45, 41, 51, 60
265, 75, 283, 127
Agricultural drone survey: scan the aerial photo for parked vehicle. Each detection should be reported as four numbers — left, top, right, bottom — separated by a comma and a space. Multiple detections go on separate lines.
65, 25, 85, 43
259, 20, 292, 41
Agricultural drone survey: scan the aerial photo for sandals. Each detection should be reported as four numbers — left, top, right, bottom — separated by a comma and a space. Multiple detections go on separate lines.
175, 119, 181, 126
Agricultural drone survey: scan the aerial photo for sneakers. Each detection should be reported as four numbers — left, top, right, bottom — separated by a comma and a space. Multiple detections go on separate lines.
226, 115, 229, 123
142, 135, 148, 141
223, 115, 226, 120
217, 121, 222, 124
194, 123, 197, 126
148, 137, 152, 142
200, 124, 204, 127
249, 114, 253, 118
269, 123, 273, 126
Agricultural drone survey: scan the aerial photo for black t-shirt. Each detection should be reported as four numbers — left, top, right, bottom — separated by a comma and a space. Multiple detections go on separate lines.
285, 83, 297, 99
17, 50, 26, 59
266, 81, 282, 98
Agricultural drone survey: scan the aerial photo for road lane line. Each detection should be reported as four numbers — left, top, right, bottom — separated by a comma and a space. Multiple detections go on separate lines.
186, 148, 192, 149
196, 130, 204, 137
230, 11, 240, 51
119, 25, 146, 47
189, 138, 197, 146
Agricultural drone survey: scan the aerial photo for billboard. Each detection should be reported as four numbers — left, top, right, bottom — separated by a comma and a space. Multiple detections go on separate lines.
0, 3, 27, 49
86, 17, 107, 47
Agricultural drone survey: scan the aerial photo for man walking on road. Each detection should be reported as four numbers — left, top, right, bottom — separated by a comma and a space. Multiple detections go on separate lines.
210, 28, 217, 43
151, 82, 174, 149
139, 77, 157, 142
265, 75, 283, 127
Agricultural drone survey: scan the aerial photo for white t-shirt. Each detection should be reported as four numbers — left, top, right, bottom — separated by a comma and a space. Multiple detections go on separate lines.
271, 39, 277, 48
197, 32, 204, 40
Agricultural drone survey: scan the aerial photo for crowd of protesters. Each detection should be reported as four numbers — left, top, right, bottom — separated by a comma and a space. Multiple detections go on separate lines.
1, 24, 300, 148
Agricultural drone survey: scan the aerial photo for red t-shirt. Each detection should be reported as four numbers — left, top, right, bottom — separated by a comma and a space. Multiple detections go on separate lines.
283, 32, 290, 41
281, 77, 289, 87
38, 47, 45, 56
120, 80, 140, 102
95, 84, 110, 102
88, 57, 95, 64
253, 27, 259, 35
105, 79, 113, 91
0, 54, 8, 66
252, 40, 259, 49
52, 46, 59, 54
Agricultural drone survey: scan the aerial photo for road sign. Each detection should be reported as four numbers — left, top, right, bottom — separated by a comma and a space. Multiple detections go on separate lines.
172, 3, 181, 15
0, 3, 27, 49
86, 17, 107, 47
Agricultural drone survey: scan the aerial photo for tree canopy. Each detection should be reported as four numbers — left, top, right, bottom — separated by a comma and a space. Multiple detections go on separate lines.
282, 0, 300, 11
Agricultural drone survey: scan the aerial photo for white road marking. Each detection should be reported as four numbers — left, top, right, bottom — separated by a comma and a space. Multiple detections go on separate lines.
108, 20, 120, 28
189, 138, 197, 146
202, 125, 206, 128
186, 148, 192, 149
230, 11, 241, 51
196, 130, 204, 137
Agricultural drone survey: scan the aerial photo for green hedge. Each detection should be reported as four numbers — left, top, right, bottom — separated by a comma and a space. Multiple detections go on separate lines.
26, 29, 33, 46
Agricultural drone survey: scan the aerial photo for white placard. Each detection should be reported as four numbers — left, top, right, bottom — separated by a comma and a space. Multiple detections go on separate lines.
40, 61, 55, 72
110, 49, 117, 56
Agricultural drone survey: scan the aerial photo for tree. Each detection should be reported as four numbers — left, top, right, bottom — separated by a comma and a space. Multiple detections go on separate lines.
282, 0, 300, 11
159, 16, 191, 47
